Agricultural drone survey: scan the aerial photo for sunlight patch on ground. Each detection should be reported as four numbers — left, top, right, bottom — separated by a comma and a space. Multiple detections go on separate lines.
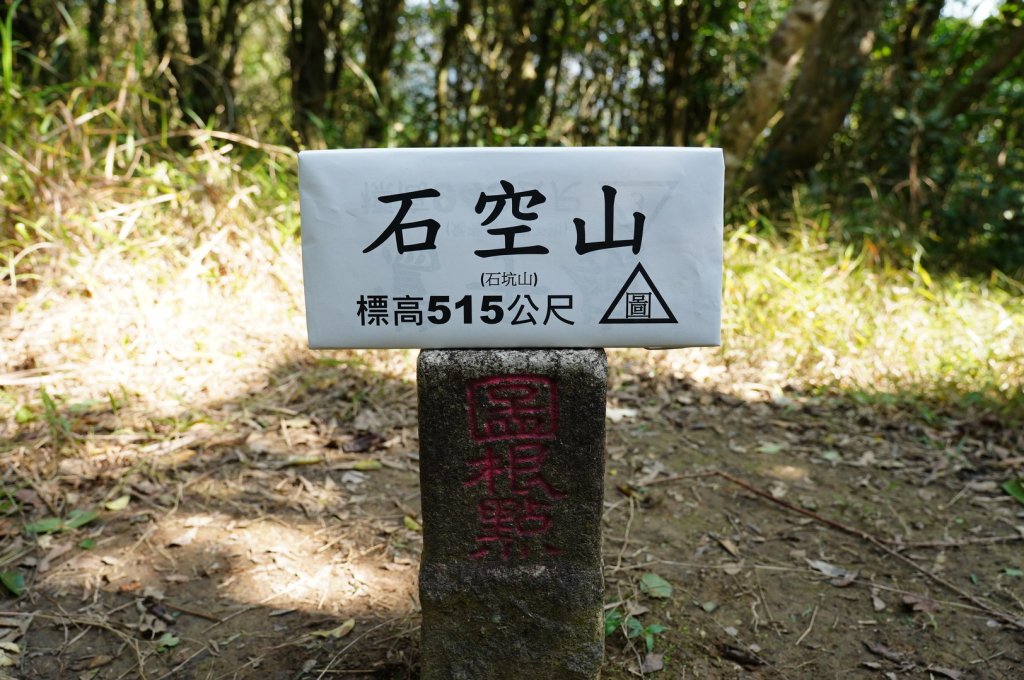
37, 511, 418, 617
2, 227, 424, 418
4, 230, 308, 412
716, 228, 1024, 404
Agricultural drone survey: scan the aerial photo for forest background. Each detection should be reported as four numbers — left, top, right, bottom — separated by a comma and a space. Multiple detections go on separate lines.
0, 0, 1022, 416
1, 1, 1024, 677
7, 0, 1023, 261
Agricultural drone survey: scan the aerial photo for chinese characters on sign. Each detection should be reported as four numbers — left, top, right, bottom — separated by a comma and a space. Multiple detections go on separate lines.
355, 180, 646, 329
464, 375, 565, 561
474, 180, 550, 257
363, 181, 642, 258
298, 147, 725, 348
356, 293, 574, 327
362, 189, 442, 254
480, 271, 538, 288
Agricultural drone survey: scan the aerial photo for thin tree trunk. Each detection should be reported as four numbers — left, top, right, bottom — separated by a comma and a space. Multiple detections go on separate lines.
520, 2, 560, 135
719, 0, 829, 178
753, 0, 886, 195
363, 0, 404, 146
436, 0, 473, 145
661, 0, 695, 145
289, 0, 331, 146
179, 0, 220, 124
86, 0, 108, 67
495, 0, 534, 129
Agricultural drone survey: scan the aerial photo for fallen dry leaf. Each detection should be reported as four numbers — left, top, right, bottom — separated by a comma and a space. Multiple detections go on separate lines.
640, 652, 664, 673
606, 406, 638, 422
70, 655, 115, 671
717, 642, 765, 668
0, 613, 33, 645
12, 490, 42, 507
902, 594, 941, 613
863, 640, 908, 663
163, 573, 190, 584
245, 432, 289, 456
806, 559, 846, 578
167, 527, 198, 547
715, 536, 741, 558
343, 431, 384, 453
137, 612, 169, 637
38, 541, 73, 573
311, 618, 356, 639
807, 558, 858, 586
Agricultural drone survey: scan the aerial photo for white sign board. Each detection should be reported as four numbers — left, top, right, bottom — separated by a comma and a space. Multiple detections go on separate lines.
299, 147, 723, 349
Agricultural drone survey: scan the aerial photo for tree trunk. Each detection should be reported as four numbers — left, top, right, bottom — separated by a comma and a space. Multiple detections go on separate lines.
362, 0, 404, 146
436, 0, 473, 145
289, 0, 332, 146
180, 0, 218, 124
495, 0, 536, 129
719, 0, 829, 179
146, 0, 251, 129
520, 2, 561, 135
86, 0, 108, 67
661, 0, 696, 146
753, 0, 887, 195
891, 0, 943, 100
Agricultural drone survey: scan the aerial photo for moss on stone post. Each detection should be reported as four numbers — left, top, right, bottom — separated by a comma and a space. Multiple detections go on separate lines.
418, 349, 607, 679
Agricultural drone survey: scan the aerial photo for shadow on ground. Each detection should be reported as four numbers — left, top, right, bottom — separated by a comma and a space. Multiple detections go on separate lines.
2, 353, 1022, 679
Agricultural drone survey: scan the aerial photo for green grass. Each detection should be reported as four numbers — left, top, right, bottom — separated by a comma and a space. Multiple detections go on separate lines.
1, 72, 1021, 420
722, 218, 1024, 414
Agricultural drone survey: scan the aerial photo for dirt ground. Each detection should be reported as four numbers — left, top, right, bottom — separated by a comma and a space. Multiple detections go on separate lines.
2, 351, 1022, 680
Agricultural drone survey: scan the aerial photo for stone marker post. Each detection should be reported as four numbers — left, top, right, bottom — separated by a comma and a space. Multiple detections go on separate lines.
417, 349, 607, 679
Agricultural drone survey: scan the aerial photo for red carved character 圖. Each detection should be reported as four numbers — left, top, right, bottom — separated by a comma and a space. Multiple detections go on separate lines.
467, 375, 558, 443
465, 374, 565, 561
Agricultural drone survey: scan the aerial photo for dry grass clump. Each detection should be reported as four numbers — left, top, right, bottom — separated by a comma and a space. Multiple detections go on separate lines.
2, 123, 1021, 427
715, 225, 1024, 410
2, 134, 313, 414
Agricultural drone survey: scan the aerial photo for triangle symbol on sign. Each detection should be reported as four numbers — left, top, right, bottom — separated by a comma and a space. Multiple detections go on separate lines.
600, 263, 678, 324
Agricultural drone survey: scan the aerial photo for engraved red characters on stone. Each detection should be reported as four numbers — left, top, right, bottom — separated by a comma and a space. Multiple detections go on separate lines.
464, 443, 566, 500
464, 447, 506, 496
467, 375, 558, 443
465, 374, 564, 561
469, 497, 558, 561
508, 443, 567, 500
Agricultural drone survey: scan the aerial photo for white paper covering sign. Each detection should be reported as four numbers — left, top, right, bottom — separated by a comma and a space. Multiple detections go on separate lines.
299, 147, 723, 349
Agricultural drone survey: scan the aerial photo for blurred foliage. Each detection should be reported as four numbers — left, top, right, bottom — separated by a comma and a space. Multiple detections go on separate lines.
0, 0, 1021, 277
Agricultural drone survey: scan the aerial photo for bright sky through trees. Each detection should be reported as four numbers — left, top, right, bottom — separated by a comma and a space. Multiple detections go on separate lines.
945, 0, 1000, 22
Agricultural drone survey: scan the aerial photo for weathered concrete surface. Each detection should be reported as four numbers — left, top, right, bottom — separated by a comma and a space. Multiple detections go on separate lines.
418, 349, 607, 680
